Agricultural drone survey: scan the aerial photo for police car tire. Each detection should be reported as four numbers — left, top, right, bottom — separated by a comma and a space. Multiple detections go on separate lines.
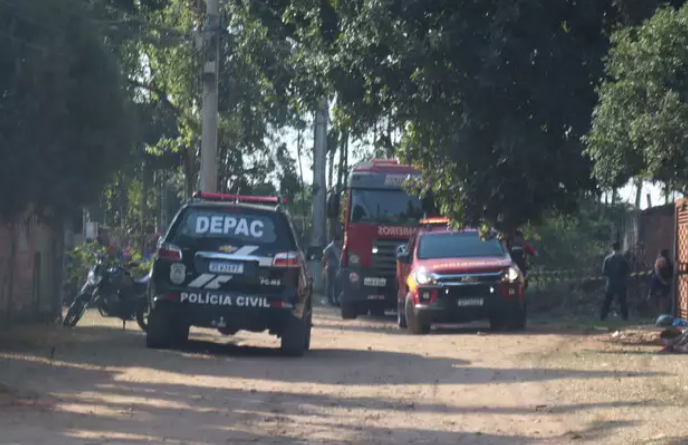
281, 316, 307, 357
341, 302, 358, 320
405, 297, 430, 335
146, 308, 173, 349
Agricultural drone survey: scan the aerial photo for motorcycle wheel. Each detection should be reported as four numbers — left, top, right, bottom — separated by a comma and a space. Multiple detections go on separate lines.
63, 299, 87, 328
136, 297, 149, 332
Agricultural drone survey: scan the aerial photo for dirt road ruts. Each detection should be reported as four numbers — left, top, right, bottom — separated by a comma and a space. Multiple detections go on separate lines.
0, 308, 683, 444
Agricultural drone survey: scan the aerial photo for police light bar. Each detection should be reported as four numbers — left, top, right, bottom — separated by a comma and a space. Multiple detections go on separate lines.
193, 191, 288, 204
419, 217, 451, 225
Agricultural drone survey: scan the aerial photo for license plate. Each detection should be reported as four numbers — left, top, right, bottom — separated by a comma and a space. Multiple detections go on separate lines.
456, 298, 484, 307
368, 295, 385, 300
364, 277, 387, 287
209, 261, 244, 274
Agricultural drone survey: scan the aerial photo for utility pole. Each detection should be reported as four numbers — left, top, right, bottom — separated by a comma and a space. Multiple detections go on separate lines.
200, 0, 220, 192
311, 99, 328, 248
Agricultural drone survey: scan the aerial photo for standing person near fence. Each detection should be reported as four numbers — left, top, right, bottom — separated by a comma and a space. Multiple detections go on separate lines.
322, 234, 342, 306
601, 241, 631, 321
648, 249, 674, 315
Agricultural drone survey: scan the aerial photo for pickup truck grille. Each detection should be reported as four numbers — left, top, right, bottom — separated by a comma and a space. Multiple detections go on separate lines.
371, 238, 406, 277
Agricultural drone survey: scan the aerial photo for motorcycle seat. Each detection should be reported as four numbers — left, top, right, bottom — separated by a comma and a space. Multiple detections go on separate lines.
135, 276, 150, 285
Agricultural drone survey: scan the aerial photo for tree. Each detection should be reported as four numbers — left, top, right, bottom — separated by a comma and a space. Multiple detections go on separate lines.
587, 4, 688, 194
255, 0, 686, 231
0, 0, 134, 221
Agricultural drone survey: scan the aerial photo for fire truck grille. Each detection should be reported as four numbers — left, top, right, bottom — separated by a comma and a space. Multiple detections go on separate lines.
371, 238, 405, 277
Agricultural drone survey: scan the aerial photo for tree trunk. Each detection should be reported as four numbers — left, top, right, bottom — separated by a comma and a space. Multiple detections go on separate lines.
296, 127, 307, 241
4, 223, 16, 324
52, 218, 66, 322
634, 178, 643, 209
140, 160, 149, 253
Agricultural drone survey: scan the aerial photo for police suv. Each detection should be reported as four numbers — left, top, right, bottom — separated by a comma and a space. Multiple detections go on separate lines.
146, 192, 313, 356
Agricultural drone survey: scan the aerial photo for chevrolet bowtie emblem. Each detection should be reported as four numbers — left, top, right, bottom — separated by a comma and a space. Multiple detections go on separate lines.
218, 245, 238, 253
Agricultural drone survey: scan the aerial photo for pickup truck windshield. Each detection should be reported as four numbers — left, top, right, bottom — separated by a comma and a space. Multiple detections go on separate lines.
418, 232, 505, 259
349, 189, 423, 226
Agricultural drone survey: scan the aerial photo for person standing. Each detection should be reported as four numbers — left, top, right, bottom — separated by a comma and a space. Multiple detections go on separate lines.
601, 242, 631, 321
648, 249, 674, 315
322, 235, 342, 306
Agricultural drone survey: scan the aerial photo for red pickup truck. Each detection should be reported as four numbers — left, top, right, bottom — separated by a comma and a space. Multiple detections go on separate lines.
395, 218, 527, 334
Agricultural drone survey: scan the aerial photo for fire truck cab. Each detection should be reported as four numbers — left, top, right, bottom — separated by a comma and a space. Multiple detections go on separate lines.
327, 159, 429, 320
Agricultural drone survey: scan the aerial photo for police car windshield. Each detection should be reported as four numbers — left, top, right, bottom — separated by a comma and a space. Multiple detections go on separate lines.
418, 232, 505, 259
171, 207, 295, 251
349, 189, 423, 226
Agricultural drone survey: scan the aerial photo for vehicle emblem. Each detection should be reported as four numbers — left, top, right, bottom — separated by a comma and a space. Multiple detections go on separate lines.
219, 245, 238, 253
170, 263, 186, 285
461, 276, 478, 283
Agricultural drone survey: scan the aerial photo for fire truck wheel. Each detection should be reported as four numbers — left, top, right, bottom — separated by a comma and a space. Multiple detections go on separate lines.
340, 302, 358, 320
405, 297, 430, 335
369, 305, 386, 317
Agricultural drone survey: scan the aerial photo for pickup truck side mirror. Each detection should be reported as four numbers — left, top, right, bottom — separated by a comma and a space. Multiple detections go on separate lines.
396, 251, 411, 264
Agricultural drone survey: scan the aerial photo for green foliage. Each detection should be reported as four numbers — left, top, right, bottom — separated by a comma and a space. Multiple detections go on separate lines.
66, 242, 106, 286
587, 3, 688, 192
254, 0, 688, 232
530, 199, 626, 271
0, 0, 134, 221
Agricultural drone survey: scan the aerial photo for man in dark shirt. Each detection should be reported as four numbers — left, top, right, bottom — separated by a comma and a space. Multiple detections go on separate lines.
601, 242, 631, 321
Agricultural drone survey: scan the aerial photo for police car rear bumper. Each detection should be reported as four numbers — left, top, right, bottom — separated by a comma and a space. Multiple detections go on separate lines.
152, 289, 301, 329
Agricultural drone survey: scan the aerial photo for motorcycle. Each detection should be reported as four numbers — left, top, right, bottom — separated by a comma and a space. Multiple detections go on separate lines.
63, 257, 149, 331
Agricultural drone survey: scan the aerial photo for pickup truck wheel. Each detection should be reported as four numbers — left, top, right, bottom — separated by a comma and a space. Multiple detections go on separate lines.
405, 297, 430, 335
397, 299, 407, 329
506, 307, 527, 331
146, 307, 174, 349
281, 316, 307, 357
340, 302, 358, 320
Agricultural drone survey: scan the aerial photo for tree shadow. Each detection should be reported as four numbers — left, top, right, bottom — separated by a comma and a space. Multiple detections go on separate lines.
0, 354, 647, 445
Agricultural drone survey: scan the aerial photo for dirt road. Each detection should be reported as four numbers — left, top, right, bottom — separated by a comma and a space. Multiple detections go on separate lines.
0, 309, 686, 445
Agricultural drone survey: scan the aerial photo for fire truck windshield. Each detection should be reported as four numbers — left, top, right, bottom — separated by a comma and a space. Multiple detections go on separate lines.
349, 189, 423, 226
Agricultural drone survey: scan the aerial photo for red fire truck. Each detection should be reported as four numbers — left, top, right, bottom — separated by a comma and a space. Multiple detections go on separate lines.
327, 159, 431, 320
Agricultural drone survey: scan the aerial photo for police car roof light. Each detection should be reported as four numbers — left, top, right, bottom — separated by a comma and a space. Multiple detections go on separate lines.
193, 191, 285, 204
419, 217, 450, 226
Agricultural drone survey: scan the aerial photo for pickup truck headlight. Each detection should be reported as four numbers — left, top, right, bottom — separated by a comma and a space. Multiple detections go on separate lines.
415, 268, 435, 286
502, 266, 521, 283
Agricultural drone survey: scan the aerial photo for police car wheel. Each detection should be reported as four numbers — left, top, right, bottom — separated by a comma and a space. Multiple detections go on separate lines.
146, 308, 174, 349
281, 316, 307, 357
